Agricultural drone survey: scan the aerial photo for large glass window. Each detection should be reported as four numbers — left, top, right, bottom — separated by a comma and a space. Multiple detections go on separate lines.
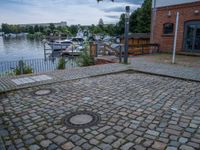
163, 23, 174, 34
184, 21, 200, 52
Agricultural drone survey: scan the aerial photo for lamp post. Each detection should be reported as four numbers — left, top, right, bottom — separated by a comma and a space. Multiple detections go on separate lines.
124, 6, 130, 64
172, 12, 179, 64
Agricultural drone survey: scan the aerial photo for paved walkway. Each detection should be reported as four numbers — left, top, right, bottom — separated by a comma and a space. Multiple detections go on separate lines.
0, 72, 200, 150
130, 57, 200, 82
0, 64, 127, 93
0, 57, 200, 93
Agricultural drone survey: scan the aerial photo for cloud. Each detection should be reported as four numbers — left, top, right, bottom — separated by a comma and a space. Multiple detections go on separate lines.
105, 15, 119, 19
0, 0, 143, 25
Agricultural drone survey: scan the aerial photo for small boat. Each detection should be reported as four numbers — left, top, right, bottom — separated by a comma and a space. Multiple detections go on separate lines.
48, 39, 73, 51
61, 45, 84, 56
71, 37, 84, 45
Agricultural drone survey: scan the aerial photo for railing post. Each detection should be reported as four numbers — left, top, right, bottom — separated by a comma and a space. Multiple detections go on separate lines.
44, 43, 47, 61
19, 60, 24, 75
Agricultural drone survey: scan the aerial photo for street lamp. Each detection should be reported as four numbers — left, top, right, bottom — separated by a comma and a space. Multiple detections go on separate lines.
124, 6, 130, 64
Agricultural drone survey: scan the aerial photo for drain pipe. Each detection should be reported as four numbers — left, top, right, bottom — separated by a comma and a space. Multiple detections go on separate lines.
172, 12, 179, 64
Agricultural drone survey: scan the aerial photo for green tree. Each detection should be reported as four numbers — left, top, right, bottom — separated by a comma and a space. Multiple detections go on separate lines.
2, 23, 10, 34
44, 27, 51, 35
130, 0, 152, 33
49, 23, 55, 32
96, 0, 152, 34
69, 25, 78, 36
98, 18, 104, 29
115, 14, 125, 35
34, 25, 39, 32
28, 26, 34, 34
39, 26, 44, 33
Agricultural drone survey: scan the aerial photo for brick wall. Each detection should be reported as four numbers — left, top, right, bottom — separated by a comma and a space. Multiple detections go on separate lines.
151, 2, 200, 52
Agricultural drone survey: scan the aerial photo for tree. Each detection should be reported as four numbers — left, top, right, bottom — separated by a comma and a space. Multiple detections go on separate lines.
28, 26, 34, 34
97, 0, 152, 34
39, 26, 44, 33
2, 23, 10, 34
34, 25, 39, 32
115, 14, 125, 35
128, 0, 152, 33
49, 23, 55, 32
98, 18, 104, 29
68, 25, 78, 36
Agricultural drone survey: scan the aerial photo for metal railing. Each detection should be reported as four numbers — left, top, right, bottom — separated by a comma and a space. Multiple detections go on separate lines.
0, 57, 78, 77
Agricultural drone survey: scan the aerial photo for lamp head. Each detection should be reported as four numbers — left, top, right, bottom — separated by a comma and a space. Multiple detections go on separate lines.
126, 6, 130, 13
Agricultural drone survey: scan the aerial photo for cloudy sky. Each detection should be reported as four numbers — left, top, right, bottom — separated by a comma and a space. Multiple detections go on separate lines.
0, 0, 143, 25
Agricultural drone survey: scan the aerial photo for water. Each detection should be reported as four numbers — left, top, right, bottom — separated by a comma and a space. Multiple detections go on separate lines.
0, 37, 78, 76
0, 36, 44, 61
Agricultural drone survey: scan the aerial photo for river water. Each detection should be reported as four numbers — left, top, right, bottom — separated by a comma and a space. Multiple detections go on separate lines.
0, 36, 78, 76
0, 36, 44, 61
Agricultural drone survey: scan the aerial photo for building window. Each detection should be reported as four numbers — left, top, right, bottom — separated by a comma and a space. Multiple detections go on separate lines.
163, 23, 174, 34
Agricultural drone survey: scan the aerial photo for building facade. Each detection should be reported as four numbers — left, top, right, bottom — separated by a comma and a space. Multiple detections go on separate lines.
18, 21, 67, 28
151, 0, 200, 53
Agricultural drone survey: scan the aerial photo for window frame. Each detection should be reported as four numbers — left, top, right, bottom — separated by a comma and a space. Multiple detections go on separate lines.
163, 23, 174, 35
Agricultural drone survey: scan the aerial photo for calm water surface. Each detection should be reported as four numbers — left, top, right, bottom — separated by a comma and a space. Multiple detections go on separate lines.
0, 36, 44, 61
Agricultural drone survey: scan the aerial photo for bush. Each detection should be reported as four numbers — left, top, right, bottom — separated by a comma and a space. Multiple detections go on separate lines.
57, 57, 66, 69
78, 50, 94, 67
14, 60, 33, 75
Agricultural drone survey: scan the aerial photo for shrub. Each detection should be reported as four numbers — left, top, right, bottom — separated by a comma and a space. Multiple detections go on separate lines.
78, 50, 94, 67
14, 60, 33, 75
57, 57, 66, 69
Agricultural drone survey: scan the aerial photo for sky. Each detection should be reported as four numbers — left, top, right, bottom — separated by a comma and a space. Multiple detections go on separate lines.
0, 0, 143, 25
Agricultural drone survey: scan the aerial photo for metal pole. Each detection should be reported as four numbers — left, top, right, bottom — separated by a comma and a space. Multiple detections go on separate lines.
119, 44, 122, 63
19, 60, 23, 75
96, 43, 98, 57
124, 6, 130, 64
44, 43, 47, 61
172, 12, 179, 64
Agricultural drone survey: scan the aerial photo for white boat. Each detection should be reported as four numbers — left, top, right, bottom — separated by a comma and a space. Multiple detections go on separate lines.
70, 37, 84, 45
48, 39, 73, 51
61, 45, 84, 56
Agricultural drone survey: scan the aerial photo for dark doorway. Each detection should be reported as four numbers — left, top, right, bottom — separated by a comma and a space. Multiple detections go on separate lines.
184, 21, 200, 52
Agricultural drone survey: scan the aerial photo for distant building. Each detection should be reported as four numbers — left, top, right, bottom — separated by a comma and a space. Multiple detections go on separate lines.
151, 0, 200, 53
17, 21, 67, 28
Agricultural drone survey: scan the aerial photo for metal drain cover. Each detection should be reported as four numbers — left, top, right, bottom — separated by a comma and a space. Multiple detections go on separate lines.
63, 111, 101, 129
33, 89, 54, 96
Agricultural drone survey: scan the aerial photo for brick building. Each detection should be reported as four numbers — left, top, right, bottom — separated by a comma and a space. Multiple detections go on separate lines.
151, 0, 200, 53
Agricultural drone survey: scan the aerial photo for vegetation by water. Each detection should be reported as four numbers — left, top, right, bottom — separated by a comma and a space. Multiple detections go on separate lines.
78, 50, 95, 67
14, 60, 33, 75
1, 0, 151, 37
57, 57, 66, 70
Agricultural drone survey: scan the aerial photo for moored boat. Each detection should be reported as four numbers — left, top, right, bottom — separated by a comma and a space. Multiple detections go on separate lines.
48, 39, 73, 51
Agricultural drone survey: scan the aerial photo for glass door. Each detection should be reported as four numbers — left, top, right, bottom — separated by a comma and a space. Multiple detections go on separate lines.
184, 21, 200, 52
194, 25, 200, 51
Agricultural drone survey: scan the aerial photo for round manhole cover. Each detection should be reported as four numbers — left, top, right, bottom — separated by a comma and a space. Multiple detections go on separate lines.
33, 89, 54, 96
63, 111, 101, 129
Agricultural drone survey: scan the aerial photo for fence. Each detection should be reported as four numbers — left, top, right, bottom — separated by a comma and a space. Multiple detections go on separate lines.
0, 57, 78, 77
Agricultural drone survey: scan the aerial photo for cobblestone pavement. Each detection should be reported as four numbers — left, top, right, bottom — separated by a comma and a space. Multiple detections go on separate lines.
130, 57, 200, 82
1, 72, 200, 150
1, 55, 200, 93
0, 64, 127, 93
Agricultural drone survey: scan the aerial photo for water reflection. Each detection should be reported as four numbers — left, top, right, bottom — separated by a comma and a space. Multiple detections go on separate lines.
0, 36, 44, 61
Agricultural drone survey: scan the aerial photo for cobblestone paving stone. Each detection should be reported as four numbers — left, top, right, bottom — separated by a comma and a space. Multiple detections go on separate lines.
0, 72, 200, 149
